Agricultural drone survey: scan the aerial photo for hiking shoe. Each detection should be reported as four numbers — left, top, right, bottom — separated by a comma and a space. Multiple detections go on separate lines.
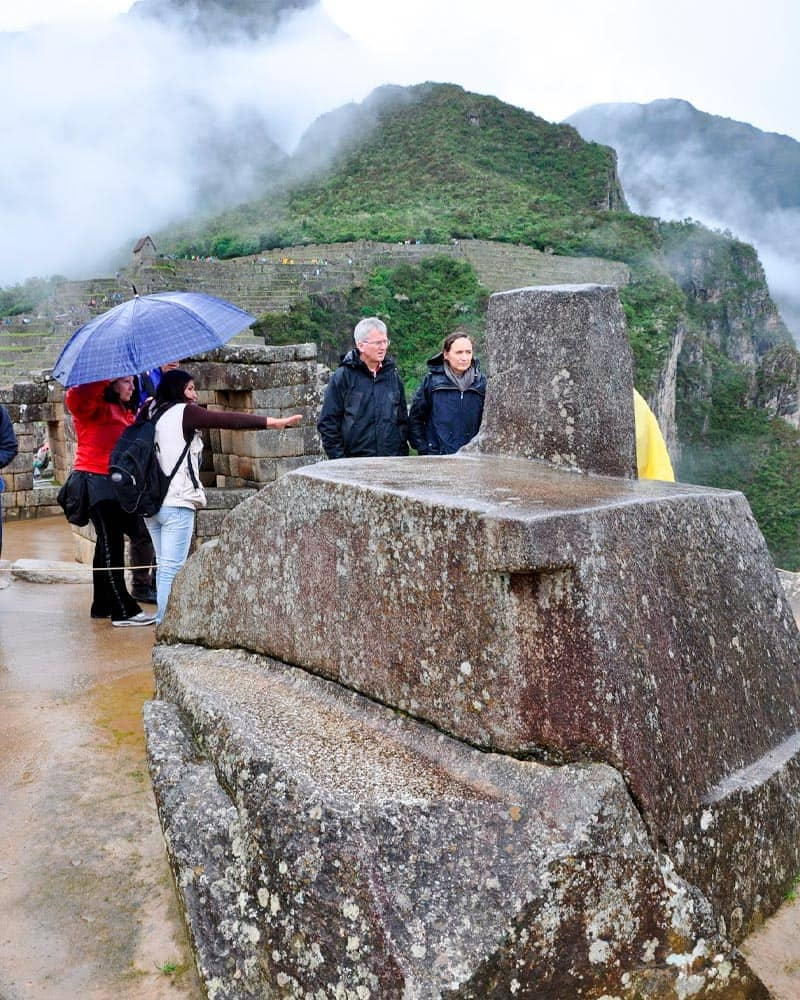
112, 611, 156, 627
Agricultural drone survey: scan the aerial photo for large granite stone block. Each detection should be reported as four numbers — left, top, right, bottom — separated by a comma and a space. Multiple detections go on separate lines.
192, 360, 315, 391
149, 286, 799, 996
228, 426, 306, 459
160, 455, 800, 938
146, 644, 766, 999
465, 284, 637, 477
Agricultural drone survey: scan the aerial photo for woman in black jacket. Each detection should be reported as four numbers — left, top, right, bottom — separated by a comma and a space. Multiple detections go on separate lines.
409, 332, 486, 455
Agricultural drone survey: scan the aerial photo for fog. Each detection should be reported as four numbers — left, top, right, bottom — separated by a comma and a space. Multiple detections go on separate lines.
566, 99, 800, 339
614, 154, 800, 339
0, 2, 365, 285
4, 0, 800, 317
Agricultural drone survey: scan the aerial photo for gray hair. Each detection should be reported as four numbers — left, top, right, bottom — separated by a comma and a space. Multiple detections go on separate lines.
353, 317, 387, 344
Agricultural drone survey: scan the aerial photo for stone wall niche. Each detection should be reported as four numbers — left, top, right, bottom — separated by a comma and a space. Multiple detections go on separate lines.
146, 284, 797, 999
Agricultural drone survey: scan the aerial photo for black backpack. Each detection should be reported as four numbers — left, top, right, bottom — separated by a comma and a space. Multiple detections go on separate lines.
109, 405, 193, 516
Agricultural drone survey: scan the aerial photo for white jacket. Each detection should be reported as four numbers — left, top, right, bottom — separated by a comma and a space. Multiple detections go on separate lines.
154, 403, 206, 509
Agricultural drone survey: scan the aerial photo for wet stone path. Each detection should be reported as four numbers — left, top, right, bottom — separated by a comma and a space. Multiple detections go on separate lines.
0, 517, 200, 1000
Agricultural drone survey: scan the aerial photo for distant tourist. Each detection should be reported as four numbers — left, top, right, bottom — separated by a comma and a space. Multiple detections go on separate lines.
132, 360, 180, 414
408, 331, 486, 454
65, 377, 155, 627
142, 369, 302, 625
0, 404, 19, 559
317, 317, 409, 459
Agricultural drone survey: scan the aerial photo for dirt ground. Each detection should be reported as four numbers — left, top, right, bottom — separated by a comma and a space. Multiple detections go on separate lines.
0, 516, 798, 999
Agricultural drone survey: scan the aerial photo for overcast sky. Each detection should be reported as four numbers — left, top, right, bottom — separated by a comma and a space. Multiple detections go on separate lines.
4, 0, 797, 139
1, 0, 797, 286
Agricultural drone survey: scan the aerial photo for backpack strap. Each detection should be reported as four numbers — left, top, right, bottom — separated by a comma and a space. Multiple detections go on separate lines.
166, 437, 194, 485
152, 402, 199, 491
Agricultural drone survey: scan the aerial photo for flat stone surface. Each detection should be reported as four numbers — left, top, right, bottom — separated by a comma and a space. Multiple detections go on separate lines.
147, 643, 767, 999
11, 557, 90, 583
160, 454, 800, 939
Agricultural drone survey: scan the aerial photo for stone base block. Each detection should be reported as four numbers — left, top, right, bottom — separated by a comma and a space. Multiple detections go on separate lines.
160, 455, 800, 941
146, 644, 768, 1000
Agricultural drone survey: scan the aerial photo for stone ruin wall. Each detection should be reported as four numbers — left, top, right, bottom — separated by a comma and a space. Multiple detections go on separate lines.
0, 344, 325, 562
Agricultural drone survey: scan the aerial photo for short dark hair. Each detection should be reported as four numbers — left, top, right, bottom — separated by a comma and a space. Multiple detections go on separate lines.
155, 368, 194, 405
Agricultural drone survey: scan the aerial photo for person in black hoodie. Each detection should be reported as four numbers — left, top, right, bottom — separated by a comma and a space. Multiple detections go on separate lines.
318, 317, 409, 459
408, 331, 486, 455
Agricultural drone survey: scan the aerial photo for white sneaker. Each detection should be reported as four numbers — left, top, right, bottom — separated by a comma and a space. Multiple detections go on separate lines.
112, 611, 156, 627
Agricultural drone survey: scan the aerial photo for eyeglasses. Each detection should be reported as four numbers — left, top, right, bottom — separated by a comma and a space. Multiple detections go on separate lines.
363, 338, 390, 347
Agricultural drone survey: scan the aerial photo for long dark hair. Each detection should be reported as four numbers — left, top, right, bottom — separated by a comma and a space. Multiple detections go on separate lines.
155, 369, 193, 406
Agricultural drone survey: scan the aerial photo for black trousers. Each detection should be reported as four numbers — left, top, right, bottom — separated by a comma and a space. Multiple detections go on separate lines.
128, 516, 156, 593
88, 499, 142, 621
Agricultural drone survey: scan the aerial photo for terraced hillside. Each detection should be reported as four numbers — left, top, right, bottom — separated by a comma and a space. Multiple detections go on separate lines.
0, 240, 628, 386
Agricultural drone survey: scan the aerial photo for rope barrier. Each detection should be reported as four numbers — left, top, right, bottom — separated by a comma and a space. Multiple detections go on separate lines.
0, 562, 179, 576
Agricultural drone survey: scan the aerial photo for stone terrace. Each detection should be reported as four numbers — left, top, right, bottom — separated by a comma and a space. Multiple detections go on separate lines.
0, 240, 629, 386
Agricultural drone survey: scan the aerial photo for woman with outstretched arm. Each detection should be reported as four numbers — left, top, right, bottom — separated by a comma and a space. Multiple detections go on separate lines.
143, 368, 302, 624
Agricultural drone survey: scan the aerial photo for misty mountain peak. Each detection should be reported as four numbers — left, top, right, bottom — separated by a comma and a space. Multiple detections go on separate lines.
566, 98, 800, 335
127, 0, 320, 42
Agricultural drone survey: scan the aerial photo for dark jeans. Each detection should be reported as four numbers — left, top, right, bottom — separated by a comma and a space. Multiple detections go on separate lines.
128, 516, 156, 593
88, 499, 142, 621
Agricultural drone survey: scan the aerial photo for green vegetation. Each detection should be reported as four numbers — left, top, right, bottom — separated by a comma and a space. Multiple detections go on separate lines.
155, 959, 187, 977
255, 256, 488, 391
619, 264, 685, 396
361, 257, 488, 388
677, 338, 800, 569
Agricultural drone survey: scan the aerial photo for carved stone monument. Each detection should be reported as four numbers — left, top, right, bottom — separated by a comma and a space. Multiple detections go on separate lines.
145, 285, 799, 998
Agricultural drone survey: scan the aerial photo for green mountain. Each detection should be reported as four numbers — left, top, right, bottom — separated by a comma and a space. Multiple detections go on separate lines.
162, 82, 635, 257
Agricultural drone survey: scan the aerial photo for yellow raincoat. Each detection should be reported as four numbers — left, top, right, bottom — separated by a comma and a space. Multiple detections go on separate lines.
634, 389, 675, 481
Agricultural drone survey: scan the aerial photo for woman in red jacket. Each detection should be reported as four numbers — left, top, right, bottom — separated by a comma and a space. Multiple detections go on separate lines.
65, 376, 155, 626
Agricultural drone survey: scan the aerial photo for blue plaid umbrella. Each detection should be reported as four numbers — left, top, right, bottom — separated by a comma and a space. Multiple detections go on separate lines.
52, 291, 257, 386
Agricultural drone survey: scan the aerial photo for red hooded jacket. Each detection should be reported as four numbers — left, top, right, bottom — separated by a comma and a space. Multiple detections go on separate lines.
65, 380, 134, 474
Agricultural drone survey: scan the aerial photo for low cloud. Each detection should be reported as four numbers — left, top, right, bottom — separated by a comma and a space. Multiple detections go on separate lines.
0, 3, 366, 285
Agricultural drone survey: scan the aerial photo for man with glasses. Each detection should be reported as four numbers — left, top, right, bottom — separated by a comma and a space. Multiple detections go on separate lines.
318, 317, 409, 459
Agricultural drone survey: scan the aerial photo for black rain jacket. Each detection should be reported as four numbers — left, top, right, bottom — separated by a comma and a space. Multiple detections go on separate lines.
317, 349, 409, 459
0, 405, 18, 489
408, 354, 486, 455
